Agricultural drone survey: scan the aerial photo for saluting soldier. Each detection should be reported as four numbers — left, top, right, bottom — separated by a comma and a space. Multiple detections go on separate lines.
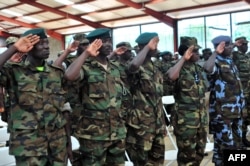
126, 32, 166, 166
204, 35, 245, 166
232, 36, 250, 147
0, 28, 72, 166
64, 28, 127, 166
167, 37, 208, 166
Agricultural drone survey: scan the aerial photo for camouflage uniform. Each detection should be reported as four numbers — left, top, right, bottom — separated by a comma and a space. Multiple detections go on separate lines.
232, 51, 250, 116
112, 60, 132, 122
74, 57, 127, 166
126, 60, 166, 166
0, 60, 68, 165
63, 55, 83, 133
208, 55, 245, 165
172, 62, 208, 166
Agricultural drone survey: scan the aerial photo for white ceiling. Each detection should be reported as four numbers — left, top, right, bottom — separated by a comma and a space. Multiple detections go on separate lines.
0, 0, 249, 41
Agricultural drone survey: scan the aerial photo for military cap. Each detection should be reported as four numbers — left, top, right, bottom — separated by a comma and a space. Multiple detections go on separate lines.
178, 36, 201, 56
86, 28, 111, 42
180, 36, 201, 49
202, 48, 212, 54
211, 35, 231, 48
135, 32, 158, 45
73, 33, 89, 44
22, 28, 47, 39
5, 36, 19, 46
159, 51, 172, 57
116, 42, 133, 50
235, 36, 248, 43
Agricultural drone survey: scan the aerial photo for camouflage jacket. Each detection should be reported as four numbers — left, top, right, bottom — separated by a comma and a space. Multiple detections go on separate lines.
74, 58, 126, 141
63, 55, 83, 107
159, 60, 175, 96
127, 60, 165, 136
174, 62, 206, 108
173, 62, 207, 127
232, 51, 250, 94
209, 55, 245, 119
0, 60, 67, 156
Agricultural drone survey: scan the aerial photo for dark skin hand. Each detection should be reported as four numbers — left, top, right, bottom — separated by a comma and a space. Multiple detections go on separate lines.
0, 34, 40, 68
167, 45, 195, 81
63, 111, 73, 163
53, 40, 80, 68
203, 42, 225, 73
64, 39, 102, 81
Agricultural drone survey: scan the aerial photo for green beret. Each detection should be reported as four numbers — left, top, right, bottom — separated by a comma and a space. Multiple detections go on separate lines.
22, 28, 47, 39
5, 36, 19, 46
235, 36, 248, 43
135, 32, 158, 45
86, 28, 111, 42
73, 33, 89, 44
116, 42, 133, 50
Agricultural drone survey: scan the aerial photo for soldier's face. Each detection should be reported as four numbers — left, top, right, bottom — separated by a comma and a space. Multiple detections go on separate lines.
222, 42, 234, 56
99, 37, 112, 56
32, 38, 50, 59
238, 43, 248, 53
190, 50, 200, 62
77, 43, 89, 56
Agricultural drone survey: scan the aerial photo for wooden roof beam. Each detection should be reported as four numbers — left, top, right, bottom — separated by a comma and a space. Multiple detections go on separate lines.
0, 15, 63, 41
117, 0, 175, 27
18, 0, 107, 28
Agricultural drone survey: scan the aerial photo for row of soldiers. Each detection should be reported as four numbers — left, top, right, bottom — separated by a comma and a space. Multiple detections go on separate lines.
0, 28, 166, 166
0, 27, 249, 166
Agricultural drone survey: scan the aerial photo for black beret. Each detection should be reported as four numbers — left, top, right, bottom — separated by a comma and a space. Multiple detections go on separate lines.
159, 51, 172, 57
86, 28, 111, 42
22, 28, 47, 39
135, 32, 158, 45
202, 48, 212, 54
235, 36, 248, 43
116, 42, 133, 50
211, 35, 231, 48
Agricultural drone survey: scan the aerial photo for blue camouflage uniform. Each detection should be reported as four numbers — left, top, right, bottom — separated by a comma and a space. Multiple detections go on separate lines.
208, 36, 245, 166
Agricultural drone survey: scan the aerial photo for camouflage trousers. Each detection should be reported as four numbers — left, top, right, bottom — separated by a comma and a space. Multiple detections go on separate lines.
174, 124, 207, 166
126, 128, 165, 166
211, 118, 243, 166
15, 155, 67, 166
78, 138, 125, 166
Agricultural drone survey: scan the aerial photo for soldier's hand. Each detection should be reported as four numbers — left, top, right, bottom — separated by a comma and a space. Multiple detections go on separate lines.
66, 40, 80, 53
14, 34, 40, 53
215, 41, 225, 54
234, 39, 243, 47
183, 45, 194, 61
67, 140, 73, 164
87, 39, 102, 57
148, 36, 159, 50
114, 46, 127, 55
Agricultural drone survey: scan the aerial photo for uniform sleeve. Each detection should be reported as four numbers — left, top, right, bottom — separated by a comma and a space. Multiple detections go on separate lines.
0, 67, 8, 87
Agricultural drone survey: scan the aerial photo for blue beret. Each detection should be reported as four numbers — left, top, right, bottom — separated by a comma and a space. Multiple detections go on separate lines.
135, 32, 158, 45
22, 28, 47, 39
211, 35, 231, 47
86, 28, 111, 42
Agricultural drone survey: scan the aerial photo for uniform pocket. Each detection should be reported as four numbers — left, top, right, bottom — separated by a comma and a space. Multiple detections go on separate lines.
17, 82, 40, 105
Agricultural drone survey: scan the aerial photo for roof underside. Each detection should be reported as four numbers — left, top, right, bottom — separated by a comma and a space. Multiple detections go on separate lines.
0, 0, 249, 40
